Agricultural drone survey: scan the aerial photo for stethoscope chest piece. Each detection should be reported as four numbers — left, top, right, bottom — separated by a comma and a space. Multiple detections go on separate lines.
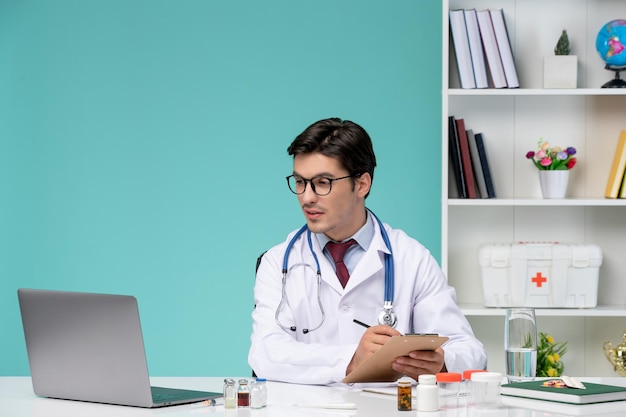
378, 302, 397, 327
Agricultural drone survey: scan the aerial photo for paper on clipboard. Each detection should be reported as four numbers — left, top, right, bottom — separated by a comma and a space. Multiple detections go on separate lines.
342, 334, 449, 383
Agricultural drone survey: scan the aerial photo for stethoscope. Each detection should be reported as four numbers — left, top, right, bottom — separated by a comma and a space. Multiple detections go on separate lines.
275, 209, 397, 334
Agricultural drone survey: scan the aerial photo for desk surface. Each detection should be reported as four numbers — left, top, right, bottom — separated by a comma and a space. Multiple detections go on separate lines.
1, 377, 626, 417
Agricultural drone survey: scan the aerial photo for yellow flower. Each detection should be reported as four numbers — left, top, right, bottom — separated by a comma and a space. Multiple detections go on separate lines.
553, 353, 560, 362
546, 335, 554, 344
547, 354, 555, 364
547, 368, 558, 377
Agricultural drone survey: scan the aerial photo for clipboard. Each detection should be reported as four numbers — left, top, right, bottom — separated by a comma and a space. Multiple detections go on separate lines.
342, 334, 449, 383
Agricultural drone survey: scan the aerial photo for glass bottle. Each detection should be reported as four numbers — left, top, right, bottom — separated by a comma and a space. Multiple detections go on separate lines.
250, 381, 262, 409
256, 377, 268, 407
223, 378, 236, 409
397, 377, 412, 411
237, 379, 250, 407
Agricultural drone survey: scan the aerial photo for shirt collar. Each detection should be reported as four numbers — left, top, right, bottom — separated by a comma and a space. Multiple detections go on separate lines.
316, 210, 375, 251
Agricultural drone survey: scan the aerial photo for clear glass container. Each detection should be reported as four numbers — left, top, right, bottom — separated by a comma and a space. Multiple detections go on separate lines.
255, 377, 268, 407
250, 381, 262, 409
237, 379, 250, 408
223, 378, 237, 409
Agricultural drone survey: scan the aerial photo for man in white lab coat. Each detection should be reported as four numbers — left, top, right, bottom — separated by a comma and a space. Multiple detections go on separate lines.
249, 118, 487, 384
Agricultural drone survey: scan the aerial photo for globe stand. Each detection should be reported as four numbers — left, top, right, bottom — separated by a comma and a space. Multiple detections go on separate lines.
602, 64, 626, 88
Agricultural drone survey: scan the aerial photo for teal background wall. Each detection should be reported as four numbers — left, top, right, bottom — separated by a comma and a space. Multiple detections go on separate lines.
0, 0, 442, 376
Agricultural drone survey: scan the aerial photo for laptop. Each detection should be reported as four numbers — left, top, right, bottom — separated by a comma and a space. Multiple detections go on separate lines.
17, 288, 222, 408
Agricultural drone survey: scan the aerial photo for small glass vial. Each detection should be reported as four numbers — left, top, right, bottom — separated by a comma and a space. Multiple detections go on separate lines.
397, 377, 412, 411
237, 379, 250, 408
250, 381, 263, 409
417, 374, 438, 412
436, 372, 462, 409
223, 378, 236, 409
255, 377, 268, 407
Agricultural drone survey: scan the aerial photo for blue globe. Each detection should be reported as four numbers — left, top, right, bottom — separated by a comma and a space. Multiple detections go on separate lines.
596, 19, 626, 67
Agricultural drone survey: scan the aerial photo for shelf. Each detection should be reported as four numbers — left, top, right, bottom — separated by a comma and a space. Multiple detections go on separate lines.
460, 304, 626, 317
448, 88, 626, 97
447, 198, 626, 207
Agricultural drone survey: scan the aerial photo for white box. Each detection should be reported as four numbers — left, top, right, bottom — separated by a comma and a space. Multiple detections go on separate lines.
478, 243, 602, 308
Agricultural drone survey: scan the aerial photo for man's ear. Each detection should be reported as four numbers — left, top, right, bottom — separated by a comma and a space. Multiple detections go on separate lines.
356, 173, 372, 198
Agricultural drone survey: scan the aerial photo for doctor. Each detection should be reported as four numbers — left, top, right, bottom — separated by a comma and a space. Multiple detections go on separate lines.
248, 118, 487, 384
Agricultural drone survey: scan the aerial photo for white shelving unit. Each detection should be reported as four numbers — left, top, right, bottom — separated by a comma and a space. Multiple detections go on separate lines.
443, 0, 626, 376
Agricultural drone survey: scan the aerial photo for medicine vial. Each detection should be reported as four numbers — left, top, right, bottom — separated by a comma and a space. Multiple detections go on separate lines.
255, 377, 268, 407
397, 377, 412, 411
462, 369, 487, 406
250, 381, 263, 409
237, 379, 250, 407
223, 378, 236, 409
417, 374, 439, 412
436, 372, 462, 409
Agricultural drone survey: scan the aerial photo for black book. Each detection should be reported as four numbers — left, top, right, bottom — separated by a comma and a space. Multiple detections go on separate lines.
474, 132, 496, 198
448, 116, 467, 198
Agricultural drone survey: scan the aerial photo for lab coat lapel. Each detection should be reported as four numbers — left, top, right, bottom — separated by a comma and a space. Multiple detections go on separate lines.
344, 225, 388, 291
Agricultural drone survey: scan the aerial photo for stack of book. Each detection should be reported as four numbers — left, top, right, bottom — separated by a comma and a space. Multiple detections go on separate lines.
605, 130, 626, 199
448, 115, 495, 199
449, 8, 519, 89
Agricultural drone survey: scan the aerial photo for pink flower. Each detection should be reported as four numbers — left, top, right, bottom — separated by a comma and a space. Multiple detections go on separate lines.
540, 157, 552, 167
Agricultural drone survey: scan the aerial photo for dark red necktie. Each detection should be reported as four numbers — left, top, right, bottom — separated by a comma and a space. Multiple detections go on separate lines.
325, 239, 357, 288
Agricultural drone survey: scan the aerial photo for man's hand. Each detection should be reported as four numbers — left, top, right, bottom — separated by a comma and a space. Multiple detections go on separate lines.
391, 347, 446, 380
346, 325, 400, 375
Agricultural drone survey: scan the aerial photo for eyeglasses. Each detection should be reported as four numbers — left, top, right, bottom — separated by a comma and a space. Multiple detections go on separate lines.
286, 174, 360, 196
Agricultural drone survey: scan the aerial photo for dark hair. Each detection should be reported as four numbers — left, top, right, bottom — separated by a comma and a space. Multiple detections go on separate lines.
287, 118, 377, 185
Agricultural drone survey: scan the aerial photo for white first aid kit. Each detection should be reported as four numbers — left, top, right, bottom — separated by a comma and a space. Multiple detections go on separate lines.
478, 243, 603, 308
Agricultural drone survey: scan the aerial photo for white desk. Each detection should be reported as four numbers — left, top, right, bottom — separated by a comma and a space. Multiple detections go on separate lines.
1, 377, 626, 417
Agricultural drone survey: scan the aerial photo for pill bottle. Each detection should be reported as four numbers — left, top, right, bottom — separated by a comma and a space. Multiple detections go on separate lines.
471, 371, 503, 408
436, 372, 462, 409
255, 377, 268, 407
397, 377, 413, 411
416, 374, 438, 412
237, 379, 250, 407
223, 378, 236, 409
462, 369, 487, 406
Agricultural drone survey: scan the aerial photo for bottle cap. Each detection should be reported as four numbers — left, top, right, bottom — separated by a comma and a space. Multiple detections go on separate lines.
238, 378, 249, 384
256, 377, 266, 382
471, 371, 503, 382
397, 376, 412, 385
463, 369, 487, 380
436, 372, 462, 382
418, 374, 437, 384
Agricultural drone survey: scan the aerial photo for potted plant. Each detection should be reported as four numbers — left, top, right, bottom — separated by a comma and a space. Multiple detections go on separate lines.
544, 30, 578, 88
526, 138, 577, 198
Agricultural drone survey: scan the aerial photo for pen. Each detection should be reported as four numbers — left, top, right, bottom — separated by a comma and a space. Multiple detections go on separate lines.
191, 398, 224, 408
353, 319, 371, 329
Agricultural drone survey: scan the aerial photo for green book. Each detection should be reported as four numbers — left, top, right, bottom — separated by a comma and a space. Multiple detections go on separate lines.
501, 380, 626, 404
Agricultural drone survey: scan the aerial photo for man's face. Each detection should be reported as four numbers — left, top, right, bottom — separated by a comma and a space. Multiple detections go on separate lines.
292, 153, 370, 242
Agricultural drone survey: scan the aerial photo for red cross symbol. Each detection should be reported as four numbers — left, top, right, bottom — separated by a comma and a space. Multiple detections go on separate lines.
531, 272, 547, 287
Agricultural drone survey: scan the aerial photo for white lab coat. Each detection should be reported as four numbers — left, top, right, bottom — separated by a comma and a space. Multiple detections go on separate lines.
248, 219, 487, 385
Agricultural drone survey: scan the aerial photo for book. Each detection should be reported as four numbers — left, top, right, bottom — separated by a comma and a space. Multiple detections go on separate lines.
476, 9, 507, 88
455, 119, 477, 198
604, 130, 626, 198
620, 165, 626, 198
501, 380, 626, 404
474, 133, 496, 198
449, 9, 476, 89
490, 8, 520, 88
342, 335, 448, 383
464, 9, 489, 89
467, 129, 488, 198
448, 116, 467, 198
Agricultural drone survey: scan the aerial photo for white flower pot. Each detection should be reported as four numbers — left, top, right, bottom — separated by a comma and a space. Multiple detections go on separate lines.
543, 55, 578, 89
538, 170, 570, 199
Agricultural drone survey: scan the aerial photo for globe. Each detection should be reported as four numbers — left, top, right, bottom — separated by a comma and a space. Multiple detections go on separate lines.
596, 19, 626, 67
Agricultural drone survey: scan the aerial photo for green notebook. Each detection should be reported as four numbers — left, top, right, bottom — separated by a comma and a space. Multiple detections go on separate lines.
501, 380, 626, 404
